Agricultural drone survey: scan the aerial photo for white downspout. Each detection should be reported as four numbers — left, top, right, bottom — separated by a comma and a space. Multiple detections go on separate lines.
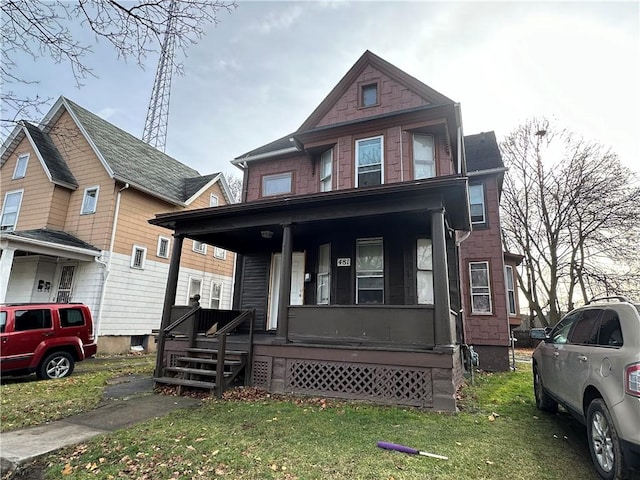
95, 182, 129, 341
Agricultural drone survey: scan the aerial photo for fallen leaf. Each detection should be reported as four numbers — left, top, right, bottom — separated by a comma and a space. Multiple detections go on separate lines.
455, 442, 462, 446
486, 460, 494, 465
270, 464, 278, 471
62, 464, 73, 475
488, 414, 495, 421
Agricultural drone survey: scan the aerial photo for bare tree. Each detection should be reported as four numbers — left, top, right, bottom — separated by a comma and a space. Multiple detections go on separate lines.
500, 118, 640, 326
1, 0, 236, 129
225, 172, 243, 203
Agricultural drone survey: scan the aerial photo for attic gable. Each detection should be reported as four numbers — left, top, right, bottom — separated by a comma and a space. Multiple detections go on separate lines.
299, 50, 454, 132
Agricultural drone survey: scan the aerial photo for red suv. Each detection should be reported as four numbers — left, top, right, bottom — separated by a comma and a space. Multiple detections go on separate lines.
0, 303, 97, 379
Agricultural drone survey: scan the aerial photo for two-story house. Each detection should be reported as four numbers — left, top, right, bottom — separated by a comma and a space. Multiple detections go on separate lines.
0, 97, 235, 353
150, 51, 519, 410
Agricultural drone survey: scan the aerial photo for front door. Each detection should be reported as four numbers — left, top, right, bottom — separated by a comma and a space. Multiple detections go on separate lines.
267, 252, 305, 330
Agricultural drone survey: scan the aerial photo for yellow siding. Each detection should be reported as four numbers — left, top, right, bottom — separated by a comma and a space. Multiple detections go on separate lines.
48, 112, 115, 251
48, 187, 71, 230
0, 135, 56, 230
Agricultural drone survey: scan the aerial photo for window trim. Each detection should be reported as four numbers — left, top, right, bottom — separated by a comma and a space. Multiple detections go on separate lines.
469, 261, 492, 314
187, 276, 203, 304
80, 185, 100, 215
213, 246, 226, 259
262, 172, 293, 197
412, 133, 436, 180
192, 240, 207, 255
355, 237, 384, 305
505, 265, 517, 315
157, 236, 170, 259
210, 194, 219, 207
13, 154, 29, 179
359, 80, 380, 108
130, 245, 147, 269
0, 189, 24, 232
319, 148, 333, 192
355, 135, 384, 188
469, 183, 486, 225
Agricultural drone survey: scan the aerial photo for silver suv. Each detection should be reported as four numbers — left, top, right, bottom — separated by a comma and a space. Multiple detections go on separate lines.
531, 297, 640, 480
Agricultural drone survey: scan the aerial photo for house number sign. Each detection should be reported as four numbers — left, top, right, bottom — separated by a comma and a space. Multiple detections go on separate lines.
337, 258, 351, 267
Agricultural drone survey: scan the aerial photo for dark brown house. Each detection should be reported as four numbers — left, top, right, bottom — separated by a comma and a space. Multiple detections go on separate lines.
150, 51, 518, 411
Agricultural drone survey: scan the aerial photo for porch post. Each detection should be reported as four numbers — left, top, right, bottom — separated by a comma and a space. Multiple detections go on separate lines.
154, 234, 184, 377
275, 223, 293, 343
0, 247, 15, 303
431, 208, 454, 347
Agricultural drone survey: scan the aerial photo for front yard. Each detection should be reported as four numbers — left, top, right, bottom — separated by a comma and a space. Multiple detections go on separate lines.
0, 354, 598, 479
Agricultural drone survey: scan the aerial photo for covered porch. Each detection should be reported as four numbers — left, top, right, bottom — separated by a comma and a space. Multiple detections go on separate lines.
150, 177, 470, 410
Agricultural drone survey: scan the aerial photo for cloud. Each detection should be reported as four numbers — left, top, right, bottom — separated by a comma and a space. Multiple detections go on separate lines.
249, 4, 304, 35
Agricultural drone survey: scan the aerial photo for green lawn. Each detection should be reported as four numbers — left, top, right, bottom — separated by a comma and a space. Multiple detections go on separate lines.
3, 357, 597, 480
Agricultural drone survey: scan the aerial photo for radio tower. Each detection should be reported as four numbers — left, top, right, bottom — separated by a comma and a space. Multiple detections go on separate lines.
142, 0, 177, 151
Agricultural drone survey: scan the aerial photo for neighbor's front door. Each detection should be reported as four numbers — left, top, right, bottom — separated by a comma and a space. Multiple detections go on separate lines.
267, 252, 305, 330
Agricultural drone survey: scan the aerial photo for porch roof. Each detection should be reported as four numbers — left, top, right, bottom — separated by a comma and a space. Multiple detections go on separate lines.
149, 176, 470, 254
0, 229, 100, 261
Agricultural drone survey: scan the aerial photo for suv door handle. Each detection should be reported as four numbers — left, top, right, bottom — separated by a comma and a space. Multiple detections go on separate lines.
578, 355, 588, 362
553, 351, 559, 357
42, 332, 54, 337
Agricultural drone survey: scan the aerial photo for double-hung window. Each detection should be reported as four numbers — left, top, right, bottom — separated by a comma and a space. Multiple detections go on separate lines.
187, 277, 202, 304
413, 134, 435, 179
469, 184, 486, 225
131, 245, 147, 269
13, 154, 29, 179
81, 186, 99, 215
210, 282, 223, 309
1, 190, 23, 231
214, 247, 226, 259
416, 239, 434, 304
470, 261, 492, 313
320, 149, 332, 192
355, 136, 383, 187
505, 265, 516, 315
356, 238, 384, 304
317, 243, 331, 304
193, 240, 207, 254
157, 236, 170, 258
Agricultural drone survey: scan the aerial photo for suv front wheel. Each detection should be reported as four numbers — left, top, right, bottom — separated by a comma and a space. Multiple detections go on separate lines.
587, 398, 625, 480
533, 364, 558, 413
37, 351, 75, 380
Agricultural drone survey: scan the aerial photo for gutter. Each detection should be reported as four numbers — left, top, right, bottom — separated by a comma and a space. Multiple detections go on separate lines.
231, 145, 300, 165
467, 167, 508, 177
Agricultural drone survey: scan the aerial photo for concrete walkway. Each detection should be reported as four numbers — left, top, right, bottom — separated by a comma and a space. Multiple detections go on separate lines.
0, 376, 201, 477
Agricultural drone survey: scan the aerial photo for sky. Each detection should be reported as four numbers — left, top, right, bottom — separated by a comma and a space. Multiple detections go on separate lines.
4, 1, 639, 180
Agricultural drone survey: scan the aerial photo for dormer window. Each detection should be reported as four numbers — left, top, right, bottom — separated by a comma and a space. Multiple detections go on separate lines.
361, 83, 378, 108
413, 134, 435, 179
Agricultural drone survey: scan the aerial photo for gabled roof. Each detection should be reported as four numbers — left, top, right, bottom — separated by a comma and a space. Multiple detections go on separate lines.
299, 50, 454, 132
22, 121, 78, 188
464, 132, 504, 172
234, 133, 298, 163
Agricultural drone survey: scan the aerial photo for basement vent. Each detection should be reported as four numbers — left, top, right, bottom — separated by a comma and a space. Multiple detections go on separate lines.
252, 357, 272, 389
286, 360, 433, 407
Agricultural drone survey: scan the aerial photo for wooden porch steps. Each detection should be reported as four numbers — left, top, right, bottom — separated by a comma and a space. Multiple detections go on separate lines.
155, 347, 247, 394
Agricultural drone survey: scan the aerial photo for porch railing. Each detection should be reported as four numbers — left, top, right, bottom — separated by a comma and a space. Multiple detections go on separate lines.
214, 309, 255, 398
154, 304, 201, 378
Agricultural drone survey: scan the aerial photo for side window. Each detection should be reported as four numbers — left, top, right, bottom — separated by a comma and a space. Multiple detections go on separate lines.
597, 309, 624, 347
550, 312, 579, 344
469, 184, 486, 225
0, 311, 6, 333
568, 309, 601, 345
60, 308, 86, 328
81, 186, 99, 215
14, 309, 52, 331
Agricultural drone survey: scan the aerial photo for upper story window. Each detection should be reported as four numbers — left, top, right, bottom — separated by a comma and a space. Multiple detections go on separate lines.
193, 240, 207, 255
157, 236, 170, 259
130, 245, 147, 269
210, 194, 219, 207
262, 172, 292, 197
469, 184, 486, 225
356, 238, 384, 304
320, 149, 333, 192
470, 261, 492, 314
505, 265, 516, 315
13, 154, 29, 179
81, 186, 99, 215
361, 83, 378, 108
413, 134, 435, 179
355, 136, 383, 187
1, 190, 24, 231
214, 246, 226, 259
